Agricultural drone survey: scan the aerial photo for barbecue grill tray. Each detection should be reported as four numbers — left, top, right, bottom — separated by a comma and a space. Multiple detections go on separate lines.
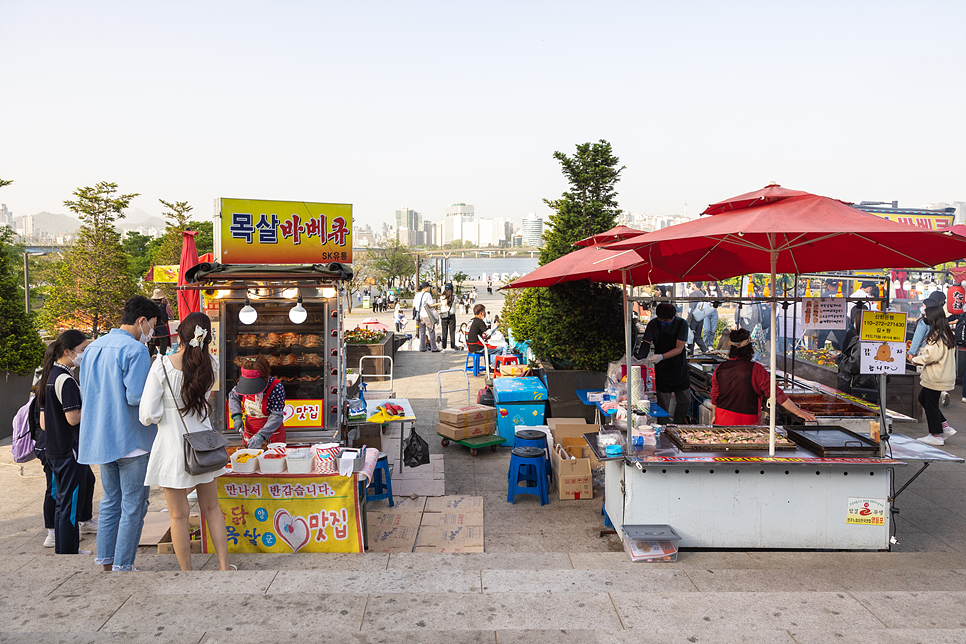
783, 426, 879, 457
665, 425, 797, 452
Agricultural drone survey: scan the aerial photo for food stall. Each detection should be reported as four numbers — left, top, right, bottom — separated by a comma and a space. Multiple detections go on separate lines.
183, 197, 377, 553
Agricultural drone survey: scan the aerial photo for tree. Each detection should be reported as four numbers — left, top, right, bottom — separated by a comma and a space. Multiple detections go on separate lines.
189, 219, 214, 256
452, 271, 469, 291
40, 182, 139, 336
371, 238, 416, 290
122, 231, 156, 281
0, 226, 45, 374
506, 140, 626, 371
343, 249, 376, 314
147, 199, 195, 312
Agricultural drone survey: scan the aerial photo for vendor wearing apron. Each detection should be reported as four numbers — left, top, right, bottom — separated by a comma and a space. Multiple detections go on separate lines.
642, 301, 691, 424
228, 355, 286, 449
711, 328, 816, 426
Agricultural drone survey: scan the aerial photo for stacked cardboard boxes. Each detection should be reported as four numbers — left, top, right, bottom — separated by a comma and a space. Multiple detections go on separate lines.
547, 418, 594, 500
437, 404, 497, 442
367, 496, 426, 553
414, 495, 484, 553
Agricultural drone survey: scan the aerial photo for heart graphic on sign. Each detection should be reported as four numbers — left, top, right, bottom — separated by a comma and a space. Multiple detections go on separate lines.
282, 404, 296, 423
273, 509, 310, 553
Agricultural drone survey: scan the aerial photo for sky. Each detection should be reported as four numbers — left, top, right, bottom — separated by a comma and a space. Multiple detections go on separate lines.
1, 0, 964, 231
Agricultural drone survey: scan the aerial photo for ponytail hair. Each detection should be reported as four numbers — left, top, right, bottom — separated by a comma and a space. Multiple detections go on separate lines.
177, 312, 215, 419
36, 330, 86, 410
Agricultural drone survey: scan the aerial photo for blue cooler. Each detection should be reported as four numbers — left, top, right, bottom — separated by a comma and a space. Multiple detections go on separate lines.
492, 377, 548, 447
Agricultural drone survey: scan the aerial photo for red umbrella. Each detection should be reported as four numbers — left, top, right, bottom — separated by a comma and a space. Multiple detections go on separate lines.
574, 225, 646, 248
505, 243, 682, 289
702, 183, 810, 216
359, 318, 389, 332
178, 230, 200, 316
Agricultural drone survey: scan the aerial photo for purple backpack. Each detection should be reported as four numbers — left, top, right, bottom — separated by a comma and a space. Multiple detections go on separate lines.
12, 395, 38, 464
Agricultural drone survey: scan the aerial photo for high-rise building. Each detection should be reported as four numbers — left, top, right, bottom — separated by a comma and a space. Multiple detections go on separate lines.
0, 204, 12, 227
442, 203, 476, 246
521, 213, 543, 247
395, 208, 421, 237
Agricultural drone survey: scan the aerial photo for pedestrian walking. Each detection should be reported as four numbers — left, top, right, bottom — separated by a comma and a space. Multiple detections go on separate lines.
439, 283, 457, 350
912, 305, 957, 446
414, 282, 441, 352
79, 295, 161, 571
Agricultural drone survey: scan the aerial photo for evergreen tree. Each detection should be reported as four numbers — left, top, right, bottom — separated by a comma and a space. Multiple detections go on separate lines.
41, 182, 139, 336
148, 199, 195, 314
0, 226, 45, 375
506, 140, 626, 371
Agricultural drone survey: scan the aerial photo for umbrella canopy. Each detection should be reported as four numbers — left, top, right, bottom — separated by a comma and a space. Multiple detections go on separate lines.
505, 243, 682, 289
359, 318, 389, 332
701, 183, 810, 216
178, 230, 201, 316
574, 225, 646, 248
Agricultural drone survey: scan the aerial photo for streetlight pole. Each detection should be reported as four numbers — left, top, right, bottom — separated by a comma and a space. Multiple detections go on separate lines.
23, 251, 29, 313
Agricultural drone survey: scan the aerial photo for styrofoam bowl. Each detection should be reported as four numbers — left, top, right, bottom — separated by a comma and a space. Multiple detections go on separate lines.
257, 453, 287, 474
231, 449, 263, 473
286, 455, 313, 474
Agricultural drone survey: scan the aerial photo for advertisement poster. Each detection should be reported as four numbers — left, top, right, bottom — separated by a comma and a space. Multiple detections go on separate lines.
846, 497, 886, 526
801, 298, 848, 330
203, 474, 363, 553
151, 265, 179, 283
859, 341, 906, 375
219, 198, 353, 265
859, 310, 907, 342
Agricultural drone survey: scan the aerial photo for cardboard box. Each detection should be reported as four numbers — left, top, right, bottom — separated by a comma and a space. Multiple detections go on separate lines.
367, 495, 427, 513
436, 421, 496, 441
551, 438, 593, 500
368, 525, 418, 553
415, 524, 484, 549
157, 514, 202, 554
368, 511, 422, 529
424, 495, 484, 513
419, 511, 484, 527
438, 404, 497, 428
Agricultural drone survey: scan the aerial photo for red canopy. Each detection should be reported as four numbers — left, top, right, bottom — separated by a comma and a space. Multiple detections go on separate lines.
504, 243, 681, 289
574, 225, 646, 248
702, 183, 811, 216
178, 230, 200, 316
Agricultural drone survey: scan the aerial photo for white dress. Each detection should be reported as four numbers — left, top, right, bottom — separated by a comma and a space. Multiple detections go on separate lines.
141, 354, 227, 489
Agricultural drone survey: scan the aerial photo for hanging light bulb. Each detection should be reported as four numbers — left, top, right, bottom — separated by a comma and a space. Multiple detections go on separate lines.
289, 295, 307, 324
239, 296, 257, 325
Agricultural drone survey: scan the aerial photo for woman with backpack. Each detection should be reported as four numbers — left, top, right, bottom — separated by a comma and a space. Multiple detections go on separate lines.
911, 306, 957, 446
35, 330, 94, 555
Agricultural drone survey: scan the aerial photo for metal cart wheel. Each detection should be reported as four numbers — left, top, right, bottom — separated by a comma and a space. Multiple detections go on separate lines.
490, 444, 499, 452
441, 438, 450, 447
469, 448, 478, 456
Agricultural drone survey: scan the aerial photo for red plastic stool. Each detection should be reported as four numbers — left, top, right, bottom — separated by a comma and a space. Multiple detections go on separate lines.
494, 355, 519, 377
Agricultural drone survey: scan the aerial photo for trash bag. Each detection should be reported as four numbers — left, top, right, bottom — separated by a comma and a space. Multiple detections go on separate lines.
403, 427, 430, 468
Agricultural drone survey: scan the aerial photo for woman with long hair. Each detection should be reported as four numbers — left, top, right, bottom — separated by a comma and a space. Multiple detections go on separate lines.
36, 330, 94, 555
711, 328, 816, 426
911, 305, 957, 446
139, 312, 232, 571
439, 284, 457, 350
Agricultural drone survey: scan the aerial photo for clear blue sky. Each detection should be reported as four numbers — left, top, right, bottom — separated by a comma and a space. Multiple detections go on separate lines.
1, 0, 963, 230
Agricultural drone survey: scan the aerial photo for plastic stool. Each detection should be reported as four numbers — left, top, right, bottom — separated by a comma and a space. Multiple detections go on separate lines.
514, 429, 552, 483
494, 354, 519, 376
367, 452, 394, 507
465, 352, 484, 377
507, 446, 549, 505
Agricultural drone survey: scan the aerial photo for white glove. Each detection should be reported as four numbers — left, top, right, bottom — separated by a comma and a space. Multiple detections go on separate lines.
246, 434, 266, 450
647, 353, 665, 365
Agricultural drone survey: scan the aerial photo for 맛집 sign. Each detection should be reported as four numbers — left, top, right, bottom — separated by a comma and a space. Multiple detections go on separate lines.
801, 298, 848, 330
846, 497, 886, 526
859, 310, 907, 343
859, 341, 906, 375
202, 473, 363, 553
219, 198, 353, 265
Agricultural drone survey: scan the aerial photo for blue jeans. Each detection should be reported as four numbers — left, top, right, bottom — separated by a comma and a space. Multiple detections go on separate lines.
95, 453, 150, 570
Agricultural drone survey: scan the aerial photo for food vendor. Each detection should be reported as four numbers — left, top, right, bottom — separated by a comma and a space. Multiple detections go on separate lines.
642, 302, 691, 424
229, 355, 286, 449
711, 328, 817, 426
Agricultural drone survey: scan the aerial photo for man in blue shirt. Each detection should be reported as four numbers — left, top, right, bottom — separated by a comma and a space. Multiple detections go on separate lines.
79, 296, 160, 571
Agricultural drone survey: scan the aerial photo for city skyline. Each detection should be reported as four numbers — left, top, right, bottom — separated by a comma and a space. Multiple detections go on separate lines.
1, 2, 963, 232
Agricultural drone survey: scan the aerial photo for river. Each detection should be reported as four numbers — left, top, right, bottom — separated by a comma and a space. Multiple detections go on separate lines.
443, 257, 539, 282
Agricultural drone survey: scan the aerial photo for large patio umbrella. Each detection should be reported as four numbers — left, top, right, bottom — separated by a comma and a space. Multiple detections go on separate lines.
507, 243, 681, 289
574, 225, 647, 248
606, 184, 966, 453
177, 230, 201, 316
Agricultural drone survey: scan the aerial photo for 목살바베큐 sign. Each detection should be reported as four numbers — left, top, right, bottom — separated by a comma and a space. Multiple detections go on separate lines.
202, 473, 363, 553
219, 198, 353, 265
859, 310, 907, 343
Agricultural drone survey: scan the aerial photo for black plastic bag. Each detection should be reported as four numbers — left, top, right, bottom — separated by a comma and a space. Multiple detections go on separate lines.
403, 427, 430, 468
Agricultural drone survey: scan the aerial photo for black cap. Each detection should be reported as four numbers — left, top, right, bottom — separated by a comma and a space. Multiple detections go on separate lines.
420, 281, 430, 290
861, 281, 877, 289
235, 374, 268, 395
926, 290, 946, 305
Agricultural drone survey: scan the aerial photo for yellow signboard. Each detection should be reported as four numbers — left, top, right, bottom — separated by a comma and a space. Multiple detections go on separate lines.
859, 310, 907, 343
153, 265, 179, 283
202, 473, 363, 553
866, 212, 955, 231
219, 198, 353, 265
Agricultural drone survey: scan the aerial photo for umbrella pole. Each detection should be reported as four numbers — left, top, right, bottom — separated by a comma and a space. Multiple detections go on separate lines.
769, 250, 777, 457
623, 271, 633, 446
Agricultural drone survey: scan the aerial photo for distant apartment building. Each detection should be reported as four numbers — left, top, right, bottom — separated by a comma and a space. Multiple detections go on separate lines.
395, 208, 421, 235
17, 214, 35, 239
0, 204, 12, 227
521, 213, 543, 247
442, 203, 475, 245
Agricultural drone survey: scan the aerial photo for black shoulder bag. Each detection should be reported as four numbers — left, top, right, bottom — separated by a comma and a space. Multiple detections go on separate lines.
160, 357, 230, 476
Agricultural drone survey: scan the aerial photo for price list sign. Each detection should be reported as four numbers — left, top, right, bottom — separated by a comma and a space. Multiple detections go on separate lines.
801, 298, 847, 330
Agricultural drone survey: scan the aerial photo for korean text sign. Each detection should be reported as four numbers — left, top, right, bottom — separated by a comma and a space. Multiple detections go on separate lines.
859, 341, 906, 375
220, 198, 353, 265
859, 310, 907, 343
202, 473, 363, 553
801, 298, 847, 330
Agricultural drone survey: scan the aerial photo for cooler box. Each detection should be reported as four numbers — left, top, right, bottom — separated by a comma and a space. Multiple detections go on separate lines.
492, 377, 548, 447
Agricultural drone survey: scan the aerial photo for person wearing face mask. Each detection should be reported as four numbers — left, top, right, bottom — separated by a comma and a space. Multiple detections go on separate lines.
78, 295, 161, 572
34, 330, 95, 554
641, 302, 692, 424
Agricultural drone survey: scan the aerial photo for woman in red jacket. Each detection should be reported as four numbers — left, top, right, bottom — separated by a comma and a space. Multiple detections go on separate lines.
711, 329, 816, 426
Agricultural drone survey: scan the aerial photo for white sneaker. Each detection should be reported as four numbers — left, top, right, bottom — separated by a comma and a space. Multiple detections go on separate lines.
77, 549, 92, 555
79, 519, 98, 535
942, 427, 957, 439
43, 531, 55, 548
918, 434, 945, 446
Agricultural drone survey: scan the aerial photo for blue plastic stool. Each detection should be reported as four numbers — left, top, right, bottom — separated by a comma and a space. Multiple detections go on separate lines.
514, 429, 552, 483
465, 352, 484, 377
507, 446, 549, 505
367, 452, 394, 507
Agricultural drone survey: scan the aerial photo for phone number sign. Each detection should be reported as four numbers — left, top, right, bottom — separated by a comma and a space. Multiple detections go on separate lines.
860, 310, 907, 343
220, 198, 353, 265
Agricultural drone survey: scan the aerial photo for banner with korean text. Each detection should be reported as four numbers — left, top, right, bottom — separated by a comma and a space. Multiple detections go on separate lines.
219, 198, 353, 265
202, 473, 363, 553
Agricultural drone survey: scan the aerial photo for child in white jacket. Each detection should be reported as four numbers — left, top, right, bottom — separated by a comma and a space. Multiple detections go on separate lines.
910, 306, 957, 446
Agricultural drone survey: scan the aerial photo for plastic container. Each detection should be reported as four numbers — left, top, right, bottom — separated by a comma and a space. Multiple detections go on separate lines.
286, 454, 313, 474
257, 452, 287, 474
230, 449, 263, 474
621, 524, 682, 563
